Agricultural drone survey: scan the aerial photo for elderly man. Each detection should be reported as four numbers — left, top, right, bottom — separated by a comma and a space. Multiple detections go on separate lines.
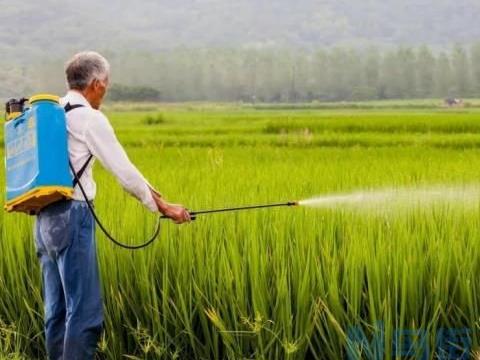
34, 51, 191, 359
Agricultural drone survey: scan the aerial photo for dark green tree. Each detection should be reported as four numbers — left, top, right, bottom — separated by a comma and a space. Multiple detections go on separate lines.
471, 42, 480, 96
451, 44, 471, 96
434, 52, 454, 98
416, 45, 435, 98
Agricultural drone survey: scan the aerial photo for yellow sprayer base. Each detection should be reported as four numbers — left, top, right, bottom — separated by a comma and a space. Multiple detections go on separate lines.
5, 186, 74, 215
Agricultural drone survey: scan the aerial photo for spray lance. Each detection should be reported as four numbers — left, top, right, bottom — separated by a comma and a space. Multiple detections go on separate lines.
163, 201, 299, 220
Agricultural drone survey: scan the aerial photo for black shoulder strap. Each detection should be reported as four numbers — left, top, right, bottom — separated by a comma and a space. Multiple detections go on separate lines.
64, 102, 92, 188
64, 102, 85, 113
71, 155, 93, 188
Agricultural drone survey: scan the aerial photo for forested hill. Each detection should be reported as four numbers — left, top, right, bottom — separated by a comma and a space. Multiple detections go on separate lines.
1, 0, 479, 63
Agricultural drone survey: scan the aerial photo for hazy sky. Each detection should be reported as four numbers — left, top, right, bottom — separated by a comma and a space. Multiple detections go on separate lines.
1, 0, 478, 63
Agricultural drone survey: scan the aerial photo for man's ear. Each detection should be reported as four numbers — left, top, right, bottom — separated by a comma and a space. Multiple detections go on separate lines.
84, 80, 95, 94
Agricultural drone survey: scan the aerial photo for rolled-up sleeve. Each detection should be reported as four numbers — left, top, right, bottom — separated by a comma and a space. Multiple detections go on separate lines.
84, 111, 158, 212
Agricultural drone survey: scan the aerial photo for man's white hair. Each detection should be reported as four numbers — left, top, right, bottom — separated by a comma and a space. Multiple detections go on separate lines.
65, 51, 110, 90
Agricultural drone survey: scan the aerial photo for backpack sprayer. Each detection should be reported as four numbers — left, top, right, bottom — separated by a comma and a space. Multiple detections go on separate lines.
4, 94, 299, 249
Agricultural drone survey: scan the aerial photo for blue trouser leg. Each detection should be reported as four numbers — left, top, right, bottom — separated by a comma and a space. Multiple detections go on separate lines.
35, 200, 104, 360
39, 254, 66, 360
60, 204, 103, 359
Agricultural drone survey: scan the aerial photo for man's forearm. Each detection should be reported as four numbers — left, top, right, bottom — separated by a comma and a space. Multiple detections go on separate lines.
149, 188, 169, 213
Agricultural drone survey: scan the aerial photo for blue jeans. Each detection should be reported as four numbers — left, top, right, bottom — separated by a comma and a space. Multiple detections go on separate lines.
35, 200, 103, 360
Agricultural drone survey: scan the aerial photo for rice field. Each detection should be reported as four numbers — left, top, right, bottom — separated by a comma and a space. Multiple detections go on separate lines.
2, 104, 480, 359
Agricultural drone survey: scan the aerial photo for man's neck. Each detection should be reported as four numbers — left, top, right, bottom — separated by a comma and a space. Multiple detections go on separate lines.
70, 89, 97, 109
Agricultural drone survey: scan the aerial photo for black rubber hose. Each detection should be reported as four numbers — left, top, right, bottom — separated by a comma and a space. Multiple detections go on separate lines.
70, 163, 162, 250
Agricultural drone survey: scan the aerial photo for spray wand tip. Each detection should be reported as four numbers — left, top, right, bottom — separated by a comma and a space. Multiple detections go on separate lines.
288, 201, 299, 206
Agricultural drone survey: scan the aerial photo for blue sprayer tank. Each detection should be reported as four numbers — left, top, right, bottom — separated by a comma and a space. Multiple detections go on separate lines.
4, 94, 73, 214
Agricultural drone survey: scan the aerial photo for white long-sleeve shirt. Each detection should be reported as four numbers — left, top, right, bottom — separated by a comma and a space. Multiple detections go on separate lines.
60, 90, 158, 212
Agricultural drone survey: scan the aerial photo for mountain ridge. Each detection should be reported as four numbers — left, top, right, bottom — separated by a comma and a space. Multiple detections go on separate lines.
1, 0, 478, 64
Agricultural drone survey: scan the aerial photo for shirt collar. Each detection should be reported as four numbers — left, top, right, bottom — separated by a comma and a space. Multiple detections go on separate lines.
60, 90, 92, 108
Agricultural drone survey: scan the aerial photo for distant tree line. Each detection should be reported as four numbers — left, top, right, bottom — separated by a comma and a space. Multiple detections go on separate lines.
106, 44, 480, 102
5, 43, 480, 102
108, 84, 160, 101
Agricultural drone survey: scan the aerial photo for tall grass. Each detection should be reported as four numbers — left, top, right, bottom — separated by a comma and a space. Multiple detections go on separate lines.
1, 107, 480, 358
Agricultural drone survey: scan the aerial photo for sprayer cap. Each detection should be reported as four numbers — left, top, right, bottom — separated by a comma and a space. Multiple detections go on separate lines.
29, 94, 60, 104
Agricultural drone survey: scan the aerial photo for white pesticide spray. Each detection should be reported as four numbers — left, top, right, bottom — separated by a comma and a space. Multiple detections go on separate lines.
297, 185, 480, 213
170, 185, 480, 220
